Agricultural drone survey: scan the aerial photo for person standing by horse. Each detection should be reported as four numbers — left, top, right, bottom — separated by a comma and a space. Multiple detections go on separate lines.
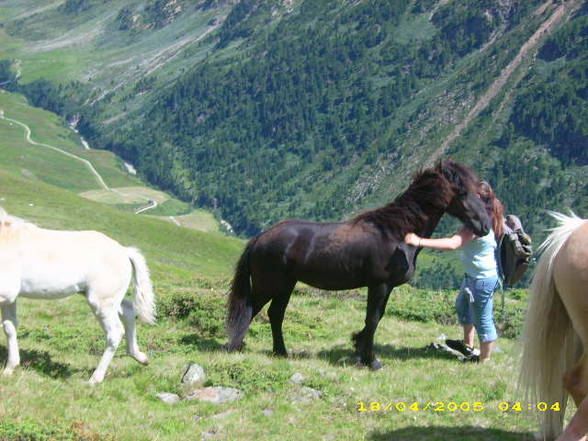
404, 180, 504, 363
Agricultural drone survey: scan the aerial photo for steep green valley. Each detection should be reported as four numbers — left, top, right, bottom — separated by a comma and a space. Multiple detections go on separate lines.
0, 2, 585, 275
1, 2, 585, 437
3, 0, 585, 234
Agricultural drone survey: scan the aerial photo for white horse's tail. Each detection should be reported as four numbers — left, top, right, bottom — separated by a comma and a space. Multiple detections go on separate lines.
520, 211, 585, 439
127, 247, 156, 325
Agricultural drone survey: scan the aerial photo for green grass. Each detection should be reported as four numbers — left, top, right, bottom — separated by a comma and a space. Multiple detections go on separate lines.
0, 90, 220, 230
0, 90, 139, 191
0, 5, 572, 439
0, 280, 540, 441
0, 115, 101, 193
0, 169, 243, 279
0, 167, 548, 441
146, 198, 192, 216
156, 209, 220, 232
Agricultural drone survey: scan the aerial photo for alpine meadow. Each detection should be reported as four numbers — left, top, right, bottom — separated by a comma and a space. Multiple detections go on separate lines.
0, 0, 587, 440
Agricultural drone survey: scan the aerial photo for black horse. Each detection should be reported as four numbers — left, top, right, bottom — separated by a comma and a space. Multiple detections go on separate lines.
226, 160, 490, 369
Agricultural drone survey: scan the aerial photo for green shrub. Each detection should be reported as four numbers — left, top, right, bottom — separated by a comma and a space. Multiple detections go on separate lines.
0, 419, 111, 441
159, 289, 226, 338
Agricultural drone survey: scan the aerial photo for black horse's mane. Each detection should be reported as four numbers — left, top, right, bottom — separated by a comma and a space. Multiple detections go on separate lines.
353, 160, 480, 238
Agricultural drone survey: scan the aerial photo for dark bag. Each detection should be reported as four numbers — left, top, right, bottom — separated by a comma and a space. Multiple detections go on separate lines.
498, 215, 532, 286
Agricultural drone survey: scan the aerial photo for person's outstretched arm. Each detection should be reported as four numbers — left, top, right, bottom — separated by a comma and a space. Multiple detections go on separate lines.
404, 227, 476, 251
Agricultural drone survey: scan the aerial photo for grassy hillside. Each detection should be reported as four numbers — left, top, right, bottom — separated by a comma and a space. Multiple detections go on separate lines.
2, 1, 585, 292
0, 4, 582, 439
1, 0, 584, 245
0, 168, 542, 440
99, 0, 586, 238
0, 90, 223, 231
0, 169, 241, 278
0, 90, 138, 191
0, 89, 559, 441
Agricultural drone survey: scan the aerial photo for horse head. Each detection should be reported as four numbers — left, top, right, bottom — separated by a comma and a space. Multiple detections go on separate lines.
439, 160, 491, 237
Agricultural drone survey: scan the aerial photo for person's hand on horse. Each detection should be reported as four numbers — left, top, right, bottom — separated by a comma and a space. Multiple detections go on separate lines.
404, 232, 420, 247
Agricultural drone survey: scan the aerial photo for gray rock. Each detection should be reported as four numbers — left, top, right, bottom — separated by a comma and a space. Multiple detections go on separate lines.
290, 386, 322, 403
156, 392, 181, 405
289, 372, 306, 385
262, 408, 274, 416
181, 363, 206, 387
185, 387, 243, 404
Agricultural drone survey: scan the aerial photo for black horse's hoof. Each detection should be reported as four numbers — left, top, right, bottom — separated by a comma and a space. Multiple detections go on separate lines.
354, 356, 382, 370
225, 341, 246, 352
369, 358, 382, 371
272, 349, 288, 358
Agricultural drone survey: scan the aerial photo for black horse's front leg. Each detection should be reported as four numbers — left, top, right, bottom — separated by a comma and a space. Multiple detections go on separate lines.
353, 283, 392, 370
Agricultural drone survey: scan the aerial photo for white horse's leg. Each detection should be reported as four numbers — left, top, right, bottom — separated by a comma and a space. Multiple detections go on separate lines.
88, 306, 124, 385
1, 302, 19, 375
119, 299, 148, 365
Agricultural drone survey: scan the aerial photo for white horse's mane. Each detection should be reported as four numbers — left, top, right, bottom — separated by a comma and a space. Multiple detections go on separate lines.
538, 211, 585, 268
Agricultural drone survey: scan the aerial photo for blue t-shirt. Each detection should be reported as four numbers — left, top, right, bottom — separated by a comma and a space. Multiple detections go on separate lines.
460, 229, 498, 278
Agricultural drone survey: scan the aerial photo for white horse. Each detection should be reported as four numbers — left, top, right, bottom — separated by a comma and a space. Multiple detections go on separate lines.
0, 207, 156, 384
520, 211, 588, 441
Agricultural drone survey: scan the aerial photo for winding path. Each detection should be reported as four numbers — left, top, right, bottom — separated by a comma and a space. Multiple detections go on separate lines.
0, 108, 109, 190
135, 199, 158, 215
0, 107, 160, 215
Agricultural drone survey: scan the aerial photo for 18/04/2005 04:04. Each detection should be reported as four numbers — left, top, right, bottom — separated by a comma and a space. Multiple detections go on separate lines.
355, 401, 562, 412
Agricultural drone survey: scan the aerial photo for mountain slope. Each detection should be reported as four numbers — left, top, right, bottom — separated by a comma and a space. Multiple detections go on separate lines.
0, 0, 586, 286
0, 165, 242, 278
105, 0, 585, 235
0, 90, 223, 230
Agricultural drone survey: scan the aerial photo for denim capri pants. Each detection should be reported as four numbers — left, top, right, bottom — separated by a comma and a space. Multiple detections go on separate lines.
455, 275, 500, 343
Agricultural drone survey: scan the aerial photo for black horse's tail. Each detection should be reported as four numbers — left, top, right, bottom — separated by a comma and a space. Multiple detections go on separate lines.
226, 239, 255, 350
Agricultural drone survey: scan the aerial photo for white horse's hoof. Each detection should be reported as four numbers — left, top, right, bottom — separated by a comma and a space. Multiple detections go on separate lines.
1, 368, 15, 376
131, 352, 149, 365
88, 375, 104, 385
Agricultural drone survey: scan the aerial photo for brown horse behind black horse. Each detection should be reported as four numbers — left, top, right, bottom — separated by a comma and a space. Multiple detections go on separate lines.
226, 160, 490, 369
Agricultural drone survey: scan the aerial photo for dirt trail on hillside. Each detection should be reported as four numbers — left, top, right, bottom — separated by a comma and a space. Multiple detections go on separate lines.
0, 107, 162, 214
135, 199, 158, 214
429, 0, 575, 164
0, 108, 110, 190
144, 24, 220, 76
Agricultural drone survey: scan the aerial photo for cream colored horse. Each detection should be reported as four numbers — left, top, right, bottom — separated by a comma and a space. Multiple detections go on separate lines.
0, 208, 155, 384
520, 212, 588, 441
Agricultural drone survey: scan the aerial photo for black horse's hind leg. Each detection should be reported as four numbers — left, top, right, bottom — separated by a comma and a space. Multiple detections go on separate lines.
268, 280, 296, 357
353, 283, 392, 370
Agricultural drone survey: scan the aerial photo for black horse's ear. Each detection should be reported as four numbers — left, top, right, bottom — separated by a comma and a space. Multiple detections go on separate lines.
439, 160, 457, 185
440, 160, 471, 193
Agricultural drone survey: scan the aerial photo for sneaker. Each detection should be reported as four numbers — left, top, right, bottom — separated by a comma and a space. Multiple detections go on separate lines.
445, 339, 474, 357
463, 354, 480, 363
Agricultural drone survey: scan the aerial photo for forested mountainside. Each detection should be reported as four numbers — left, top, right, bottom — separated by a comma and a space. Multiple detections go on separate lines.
1, 0, 586, 286
119, 0, 587, 235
